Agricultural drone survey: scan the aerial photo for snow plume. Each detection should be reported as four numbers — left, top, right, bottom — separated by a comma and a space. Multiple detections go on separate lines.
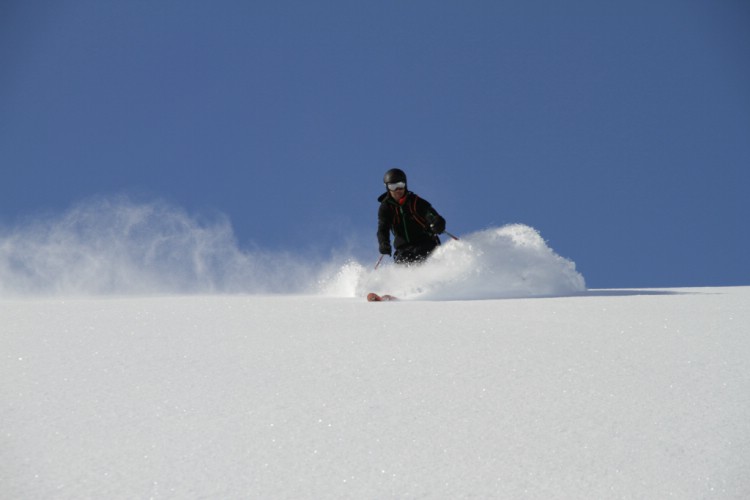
320, 224, 586, 300
0, 198, 585, 299
0, 197, 316, 296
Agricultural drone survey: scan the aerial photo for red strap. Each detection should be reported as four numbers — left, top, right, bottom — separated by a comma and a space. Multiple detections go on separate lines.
410, 196, 429, 230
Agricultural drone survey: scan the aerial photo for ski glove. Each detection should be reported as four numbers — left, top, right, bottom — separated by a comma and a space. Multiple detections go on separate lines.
379, 243, 392, 256
426, 213, 445, 235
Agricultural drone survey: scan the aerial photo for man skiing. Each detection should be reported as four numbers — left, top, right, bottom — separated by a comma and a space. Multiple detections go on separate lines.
377, 168, 446, 264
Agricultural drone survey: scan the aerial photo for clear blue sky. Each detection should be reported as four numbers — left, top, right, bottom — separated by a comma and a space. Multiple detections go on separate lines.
2, 0, 748, 288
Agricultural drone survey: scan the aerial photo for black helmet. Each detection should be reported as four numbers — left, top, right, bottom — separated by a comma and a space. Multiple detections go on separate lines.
383, 168, 407, 185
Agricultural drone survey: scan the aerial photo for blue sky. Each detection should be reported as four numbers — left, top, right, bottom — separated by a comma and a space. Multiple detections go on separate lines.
2, 0, 748, 288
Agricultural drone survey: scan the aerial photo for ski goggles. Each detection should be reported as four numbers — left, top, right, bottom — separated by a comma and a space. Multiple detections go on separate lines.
387, 181, 406, 191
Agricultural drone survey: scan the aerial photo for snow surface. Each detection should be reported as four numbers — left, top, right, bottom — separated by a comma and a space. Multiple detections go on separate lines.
2, 288, 749, 499
1, 200, 749, 497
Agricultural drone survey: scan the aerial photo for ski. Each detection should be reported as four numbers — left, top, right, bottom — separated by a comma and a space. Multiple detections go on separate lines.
367, 293, 398, 302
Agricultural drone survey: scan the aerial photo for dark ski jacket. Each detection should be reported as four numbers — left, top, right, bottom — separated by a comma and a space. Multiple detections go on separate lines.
377, 191, 446, 262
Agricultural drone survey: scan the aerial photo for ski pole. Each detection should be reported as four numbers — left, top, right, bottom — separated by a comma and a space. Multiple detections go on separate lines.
444, 230, 459, 241
374, 254, 384, 270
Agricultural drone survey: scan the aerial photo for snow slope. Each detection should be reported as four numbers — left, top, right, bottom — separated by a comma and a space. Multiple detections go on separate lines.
2, 287, 749, 499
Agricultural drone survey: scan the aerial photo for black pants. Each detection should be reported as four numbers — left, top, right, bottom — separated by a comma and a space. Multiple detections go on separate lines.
393, 241, 438, 264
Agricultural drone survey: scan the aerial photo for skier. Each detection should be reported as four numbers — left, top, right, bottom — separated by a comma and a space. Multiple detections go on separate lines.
377, 168, 446, 264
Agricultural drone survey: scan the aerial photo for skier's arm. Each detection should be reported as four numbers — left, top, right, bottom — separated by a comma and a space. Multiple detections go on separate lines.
418, 199, 446, 235
425, 211, 445, 234
377, 205, 392, 255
